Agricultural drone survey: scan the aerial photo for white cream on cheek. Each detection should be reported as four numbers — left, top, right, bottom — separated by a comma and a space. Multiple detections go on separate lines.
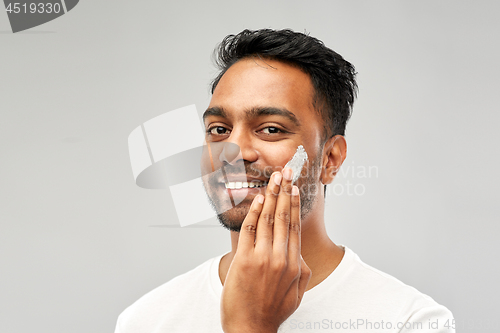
284, 145, 308, 184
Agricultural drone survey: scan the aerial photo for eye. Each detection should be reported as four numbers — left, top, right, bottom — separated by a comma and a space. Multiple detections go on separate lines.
208, 126, 230, 135
261, 127, 282, 135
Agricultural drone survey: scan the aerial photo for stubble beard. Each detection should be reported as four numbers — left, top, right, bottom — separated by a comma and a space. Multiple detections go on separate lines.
203, 155, 322, 232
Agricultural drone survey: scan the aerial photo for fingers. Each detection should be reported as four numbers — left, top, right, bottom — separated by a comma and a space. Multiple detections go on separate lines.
273, 167, 294, 254
238, 194, 264, 252
254, 172, 282, 249
297, 256, 312, 305
288, 185, 301, 263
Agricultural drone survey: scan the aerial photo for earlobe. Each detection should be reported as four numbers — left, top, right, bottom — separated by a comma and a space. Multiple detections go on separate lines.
320, 135, 347, 185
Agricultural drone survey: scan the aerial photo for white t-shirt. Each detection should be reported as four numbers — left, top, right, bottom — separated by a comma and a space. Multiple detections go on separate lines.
114, 246, 455, 332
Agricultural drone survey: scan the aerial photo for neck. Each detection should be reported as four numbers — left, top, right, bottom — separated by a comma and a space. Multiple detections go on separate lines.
218, 197, 345, 291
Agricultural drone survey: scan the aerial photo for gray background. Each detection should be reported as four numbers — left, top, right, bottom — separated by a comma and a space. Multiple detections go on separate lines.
1, 1, 499, 332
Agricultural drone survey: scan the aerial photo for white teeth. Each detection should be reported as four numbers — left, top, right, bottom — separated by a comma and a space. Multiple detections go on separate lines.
225, 181, 268, 189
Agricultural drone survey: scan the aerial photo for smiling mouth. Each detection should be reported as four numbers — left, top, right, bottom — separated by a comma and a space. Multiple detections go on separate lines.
224, 181, 268, 189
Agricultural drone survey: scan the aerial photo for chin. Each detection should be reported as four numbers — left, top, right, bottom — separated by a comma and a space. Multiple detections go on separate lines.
216, 203, 251, 232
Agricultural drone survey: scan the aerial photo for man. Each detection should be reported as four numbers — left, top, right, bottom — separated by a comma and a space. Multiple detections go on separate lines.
115, 29, 454, 332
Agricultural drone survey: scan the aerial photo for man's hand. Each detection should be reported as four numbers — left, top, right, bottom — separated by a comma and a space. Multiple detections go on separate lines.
221, 168, 312, 333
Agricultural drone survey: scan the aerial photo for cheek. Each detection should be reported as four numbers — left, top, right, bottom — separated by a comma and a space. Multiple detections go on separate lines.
259, 145, 303, 172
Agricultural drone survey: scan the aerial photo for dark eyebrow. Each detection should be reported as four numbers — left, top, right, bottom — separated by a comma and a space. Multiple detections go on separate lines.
247, 107, 301, 126
203, 107, 227, 121
203, 106, 301, 127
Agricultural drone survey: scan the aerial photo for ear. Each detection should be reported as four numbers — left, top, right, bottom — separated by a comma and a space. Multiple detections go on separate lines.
320, 135, 347, 185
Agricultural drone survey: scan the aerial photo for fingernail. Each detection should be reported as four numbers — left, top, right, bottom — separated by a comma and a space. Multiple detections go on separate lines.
274, 172, 282, 186
256, 194, 264, 204
292, 185, 299, 196
283, 167, 293, 181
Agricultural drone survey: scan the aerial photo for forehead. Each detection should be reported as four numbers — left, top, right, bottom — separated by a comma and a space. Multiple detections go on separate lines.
208, 58, 317, 120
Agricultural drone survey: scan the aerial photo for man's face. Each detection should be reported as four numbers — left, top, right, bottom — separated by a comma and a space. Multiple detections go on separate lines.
203, 57, 326, 231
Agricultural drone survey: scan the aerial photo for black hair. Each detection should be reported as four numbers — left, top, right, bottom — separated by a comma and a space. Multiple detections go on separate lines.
211, 28, 358, 139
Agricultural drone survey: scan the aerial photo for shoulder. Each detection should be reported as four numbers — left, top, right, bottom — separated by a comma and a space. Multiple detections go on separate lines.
115, 255, 221, 333
135, 255, 216, 303
342, 246, 455, 329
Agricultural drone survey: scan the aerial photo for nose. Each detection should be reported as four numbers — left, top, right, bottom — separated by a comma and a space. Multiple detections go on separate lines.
219, 142, 241, 164
222, 127, 258, 165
